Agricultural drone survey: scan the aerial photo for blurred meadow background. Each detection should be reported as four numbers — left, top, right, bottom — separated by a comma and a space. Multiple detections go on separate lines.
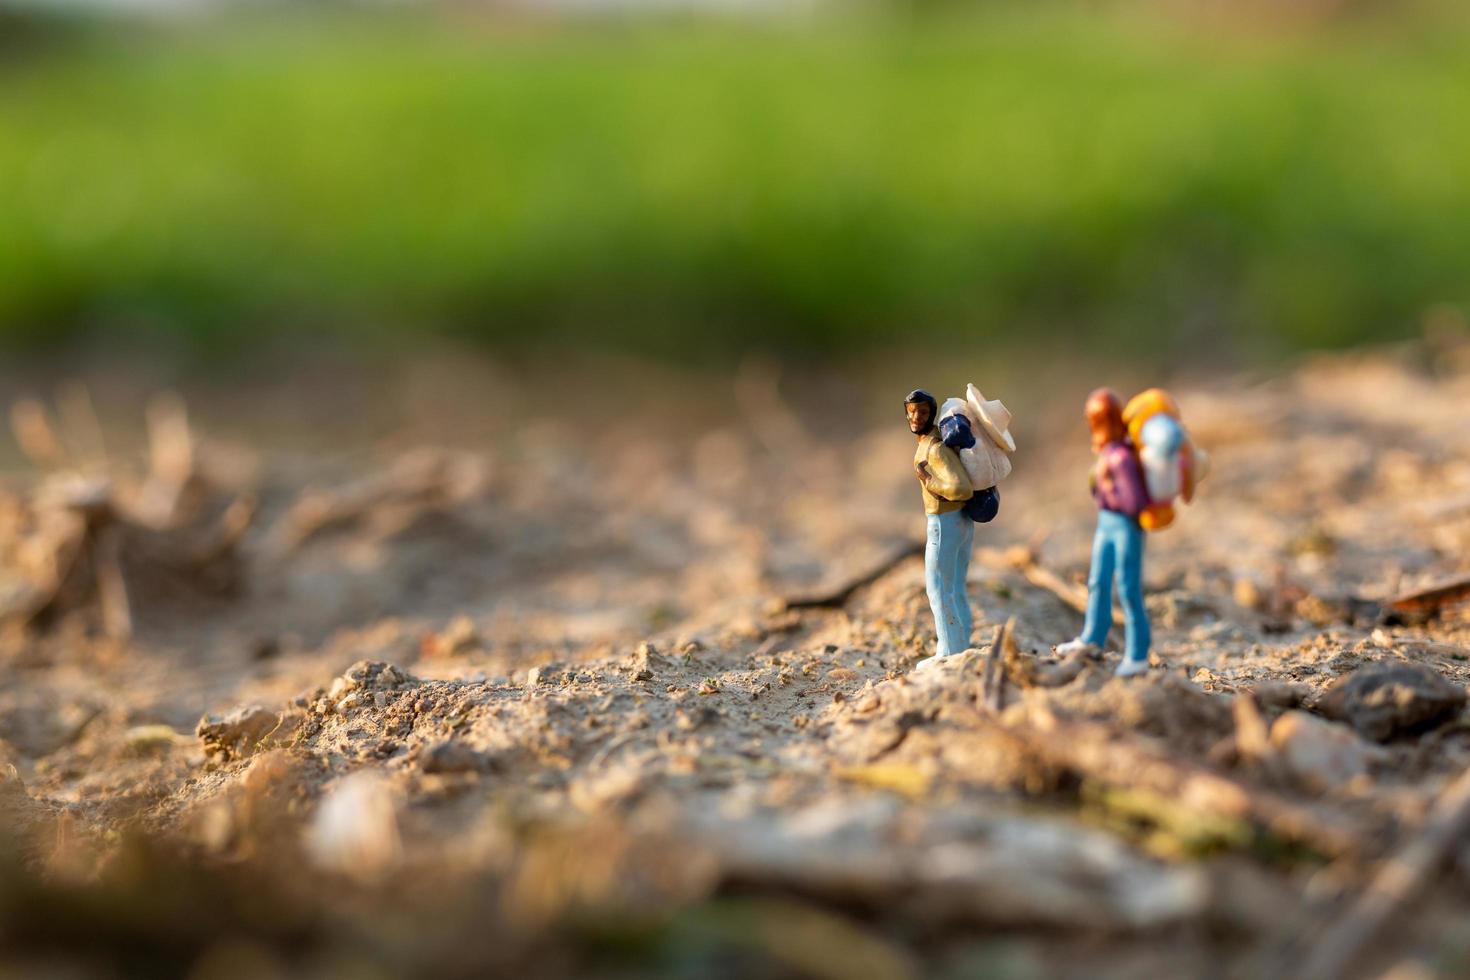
1, 0, 1468, 375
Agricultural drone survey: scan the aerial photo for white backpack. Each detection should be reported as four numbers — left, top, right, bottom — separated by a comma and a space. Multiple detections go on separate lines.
938, 384, 1016, 491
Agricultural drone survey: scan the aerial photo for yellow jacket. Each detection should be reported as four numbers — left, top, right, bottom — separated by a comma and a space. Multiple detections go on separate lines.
914, 433, 973, 515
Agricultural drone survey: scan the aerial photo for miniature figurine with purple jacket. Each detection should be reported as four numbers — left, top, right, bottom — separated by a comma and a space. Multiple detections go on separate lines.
907, 386, 1016, 668
1057, 388, 1207, 676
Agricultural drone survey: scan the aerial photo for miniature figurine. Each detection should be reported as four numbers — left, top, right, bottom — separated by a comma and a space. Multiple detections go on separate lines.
908, 385, 1016, 667
1057, 388, 1207, 676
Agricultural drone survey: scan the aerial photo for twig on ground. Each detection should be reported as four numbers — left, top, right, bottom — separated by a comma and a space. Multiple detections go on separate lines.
998, 546, 1125, 627
1232, 692, 1273, 763
272, 449, 487, 553
9, 399, 67, 471
783, 542, 925, 610
56, 382, 109, 468
1013, 646, 1099, 688
92, 525, 133, 641
979, 620, 1011, 713
1387, 575, 1470, 616
135, 392, 198, 527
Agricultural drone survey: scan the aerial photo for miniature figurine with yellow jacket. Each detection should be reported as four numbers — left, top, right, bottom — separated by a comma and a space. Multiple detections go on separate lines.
906, 385, 1016, 668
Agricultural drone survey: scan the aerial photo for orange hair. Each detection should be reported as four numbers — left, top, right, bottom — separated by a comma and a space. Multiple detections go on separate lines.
1085, 388, 1126, 449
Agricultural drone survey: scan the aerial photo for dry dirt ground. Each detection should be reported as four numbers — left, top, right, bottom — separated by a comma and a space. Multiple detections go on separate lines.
5, 343, 1470, 979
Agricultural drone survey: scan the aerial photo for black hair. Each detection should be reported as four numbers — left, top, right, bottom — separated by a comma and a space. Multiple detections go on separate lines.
904, 388, 937, 434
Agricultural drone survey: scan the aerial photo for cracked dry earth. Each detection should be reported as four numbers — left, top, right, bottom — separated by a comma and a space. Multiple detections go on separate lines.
6, 346, 1470, 979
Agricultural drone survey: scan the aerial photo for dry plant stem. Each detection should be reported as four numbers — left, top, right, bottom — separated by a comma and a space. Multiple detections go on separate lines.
9, 399, 67, 470
195, 495, 257, 564
979, 620, 1011, 713
93, 525, 133, 640
146, 392, 194, 486
1001, 546, 1126, 627
273, 451, 482, 553
1233, 692, 1272, 763
784, 542, 925, 610
139, 392, 196, 526
57, 381, 109, 467
1027, 648, 1098, 688
1288, 767, 1470, 980
1388, 576, 1470, 615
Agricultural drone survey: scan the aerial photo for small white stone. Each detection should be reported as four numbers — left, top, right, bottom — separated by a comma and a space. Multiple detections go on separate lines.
306, 772, 401, 879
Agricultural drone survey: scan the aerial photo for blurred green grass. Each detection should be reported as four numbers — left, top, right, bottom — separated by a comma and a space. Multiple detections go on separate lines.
0, 6, 1467, 362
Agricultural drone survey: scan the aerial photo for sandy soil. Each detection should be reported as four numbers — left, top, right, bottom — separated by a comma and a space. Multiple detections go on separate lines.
4, 342, 1470, 979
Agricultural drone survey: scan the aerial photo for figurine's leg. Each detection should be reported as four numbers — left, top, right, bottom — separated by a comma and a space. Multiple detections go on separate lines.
952, 515, 975, 651
924, 514, 953, 657
1079, 517, 1117, 649
1115, 518, 1151, 672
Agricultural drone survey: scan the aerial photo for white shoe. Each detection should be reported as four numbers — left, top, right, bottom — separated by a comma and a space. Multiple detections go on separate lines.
1115, 656, 1150, 678
914, 652, 949, 670
1055, 639, 1099, 657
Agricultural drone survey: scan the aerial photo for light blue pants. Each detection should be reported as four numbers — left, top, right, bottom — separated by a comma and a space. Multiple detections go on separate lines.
1081, 509, 1150, 665
925, 510, 974, 657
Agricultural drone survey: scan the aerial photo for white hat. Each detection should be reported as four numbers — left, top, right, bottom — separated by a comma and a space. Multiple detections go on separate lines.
966, 383, 1016, 454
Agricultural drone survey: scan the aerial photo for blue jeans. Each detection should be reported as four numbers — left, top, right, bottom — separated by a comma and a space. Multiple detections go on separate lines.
1081, 509, 1150, 665
925, 510, 974, 656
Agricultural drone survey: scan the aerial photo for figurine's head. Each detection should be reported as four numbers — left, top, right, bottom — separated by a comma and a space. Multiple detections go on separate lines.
904, 389, 937, 436
1085, 388, 1126, 452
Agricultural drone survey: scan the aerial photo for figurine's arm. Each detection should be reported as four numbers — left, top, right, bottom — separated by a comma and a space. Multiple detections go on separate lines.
921, 443, 974, 501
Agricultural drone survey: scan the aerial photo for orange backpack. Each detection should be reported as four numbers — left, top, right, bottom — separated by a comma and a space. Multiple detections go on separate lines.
1122, 389, 1207, 531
